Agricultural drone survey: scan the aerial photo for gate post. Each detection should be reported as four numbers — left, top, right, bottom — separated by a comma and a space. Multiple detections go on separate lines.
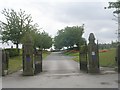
22, 35, 34, 76
88, 33, 100, 73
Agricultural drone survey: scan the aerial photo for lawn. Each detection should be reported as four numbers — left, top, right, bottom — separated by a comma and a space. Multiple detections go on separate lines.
99, 48, 116, 67
64, 48, 117, 67
8, 51, 51, 74
42, 50, 51, 58
8, 56, 22, 74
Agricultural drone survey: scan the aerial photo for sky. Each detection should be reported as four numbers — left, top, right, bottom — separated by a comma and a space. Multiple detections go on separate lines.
0, 0, 118, 48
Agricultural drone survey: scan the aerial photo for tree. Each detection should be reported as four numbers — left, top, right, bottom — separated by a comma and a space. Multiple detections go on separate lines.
64, 26, 84, 48
54, 29, 65, 49
105, 1, 120, 72
54, 25, 84, 49
105, 0, 120, 42
1, 9, 33, 50
33, 31, 52, 50
106, 1, 120, 14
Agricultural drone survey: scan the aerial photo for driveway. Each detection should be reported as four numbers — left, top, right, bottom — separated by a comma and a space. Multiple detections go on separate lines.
2, 52, 118, 88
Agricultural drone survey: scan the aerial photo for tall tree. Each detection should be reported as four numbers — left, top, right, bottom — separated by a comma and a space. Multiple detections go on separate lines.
105, 0, 120, 42
1, 9, 33, 50
33, 31, 52, 50
106, 1, 120, 14
54, 26, 84, 49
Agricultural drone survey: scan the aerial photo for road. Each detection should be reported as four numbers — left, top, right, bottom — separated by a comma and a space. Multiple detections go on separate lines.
2, 52, 118, 88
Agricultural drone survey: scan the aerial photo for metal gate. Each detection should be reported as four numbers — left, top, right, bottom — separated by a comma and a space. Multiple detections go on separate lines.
79, 42, 88, 72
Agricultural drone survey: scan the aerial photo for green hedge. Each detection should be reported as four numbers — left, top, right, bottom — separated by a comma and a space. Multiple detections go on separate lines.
4, 48, 19, 57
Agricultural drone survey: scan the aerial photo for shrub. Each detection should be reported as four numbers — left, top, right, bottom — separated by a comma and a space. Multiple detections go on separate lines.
4, 48, 19, 57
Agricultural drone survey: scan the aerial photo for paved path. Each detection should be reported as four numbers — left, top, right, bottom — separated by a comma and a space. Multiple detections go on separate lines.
2, 52, 118, 88
43, 52, 80, 74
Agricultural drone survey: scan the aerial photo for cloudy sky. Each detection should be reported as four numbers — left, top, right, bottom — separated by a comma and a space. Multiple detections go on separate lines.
0, 0, 117, 48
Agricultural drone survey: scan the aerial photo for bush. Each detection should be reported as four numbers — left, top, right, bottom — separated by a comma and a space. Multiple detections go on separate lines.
4, 48, 19, 57
67, 47, 79, 51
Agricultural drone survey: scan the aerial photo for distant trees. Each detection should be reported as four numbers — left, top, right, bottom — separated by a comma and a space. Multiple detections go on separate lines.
99, 41, 118, 49
54, 26, 85, 50
1, 8, 52, 51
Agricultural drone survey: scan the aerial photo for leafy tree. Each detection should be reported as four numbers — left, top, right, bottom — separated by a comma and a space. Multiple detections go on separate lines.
105, 0, 120, 42
105, 0, 120, 14
33, 31, 52, 50
54, 29, 65, 49
64, 26, 84, 48
54, 26, 84, 49
1, 9, 33, 50
42, 31, 52, 49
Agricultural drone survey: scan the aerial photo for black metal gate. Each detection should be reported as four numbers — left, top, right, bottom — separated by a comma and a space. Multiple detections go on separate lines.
118, 44, 120, 73
2, 50, 9, 76
79, 42, 88, 72
34, 50, 42, 74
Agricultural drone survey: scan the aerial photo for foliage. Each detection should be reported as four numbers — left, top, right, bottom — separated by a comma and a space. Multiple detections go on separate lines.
99, 41, 118, 49
1, 8, 53, 50
54, 26, 85, 49
106, 1, 120, 14
21, 31, 34, 45
5, 48, 19, 57
40, 31, 52, 49
33, 31, 53, 50
1, 9, 34, 49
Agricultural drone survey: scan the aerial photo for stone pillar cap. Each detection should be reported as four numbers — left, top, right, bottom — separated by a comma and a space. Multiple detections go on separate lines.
88, 33, 95, 41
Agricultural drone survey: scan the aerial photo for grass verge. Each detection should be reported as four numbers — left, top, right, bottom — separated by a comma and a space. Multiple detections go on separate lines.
8, 51, 51, 74
64, 48, 116, 67
8, 56, 22, 74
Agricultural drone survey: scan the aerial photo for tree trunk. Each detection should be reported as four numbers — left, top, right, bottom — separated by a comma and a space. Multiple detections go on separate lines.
16, 43, 20, 55
76, 44, 80, 50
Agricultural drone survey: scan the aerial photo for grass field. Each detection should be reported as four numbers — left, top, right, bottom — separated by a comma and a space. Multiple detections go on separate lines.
64, 48, 117, 67
8, 51, 51, 74
99, 48, 116, 67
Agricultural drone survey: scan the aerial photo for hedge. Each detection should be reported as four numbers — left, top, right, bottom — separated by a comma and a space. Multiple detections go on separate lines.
4, 48, 19, 57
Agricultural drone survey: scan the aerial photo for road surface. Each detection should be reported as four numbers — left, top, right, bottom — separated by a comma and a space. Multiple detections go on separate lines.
2, 52, 118, 88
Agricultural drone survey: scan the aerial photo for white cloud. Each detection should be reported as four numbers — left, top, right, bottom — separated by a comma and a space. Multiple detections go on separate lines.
0, 0, 118, 46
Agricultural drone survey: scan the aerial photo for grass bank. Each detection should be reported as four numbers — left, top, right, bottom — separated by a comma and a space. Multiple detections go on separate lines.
64, 48, 116, 67
8, 56, 22, 74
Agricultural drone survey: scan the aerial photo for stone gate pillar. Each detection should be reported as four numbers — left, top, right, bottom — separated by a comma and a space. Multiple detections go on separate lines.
88, 33, 100, 73
22, 35, 34, 76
